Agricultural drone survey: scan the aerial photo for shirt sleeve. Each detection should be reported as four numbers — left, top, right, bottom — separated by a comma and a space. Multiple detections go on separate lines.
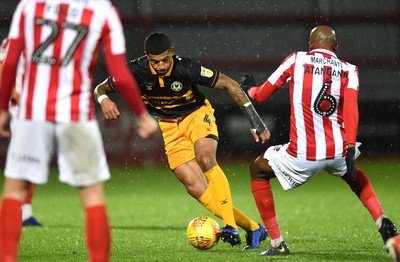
343, 66, 360, 145
101, 6, 126, 56
247, 53, 296, 103
267, 52, 296, 88
99, 6, 145, 116
187, 58, 218, 88
0, 2, 25, 111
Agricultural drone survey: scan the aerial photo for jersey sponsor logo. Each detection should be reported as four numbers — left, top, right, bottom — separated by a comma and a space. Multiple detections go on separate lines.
11, 153, 40, 164
170, 81, 183, 91
200, 66, 214, 78
275, 161, 301, 188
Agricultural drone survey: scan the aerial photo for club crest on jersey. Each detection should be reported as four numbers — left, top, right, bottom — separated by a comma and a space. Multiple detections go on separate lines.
171, 81, 183, 92
200, 66, 214, 78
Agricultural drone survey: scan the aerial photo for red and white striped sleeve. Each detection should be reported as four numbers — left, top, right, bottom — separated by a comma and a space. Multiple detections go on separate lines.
100, 6, 145, 116
0, 1, 25, 111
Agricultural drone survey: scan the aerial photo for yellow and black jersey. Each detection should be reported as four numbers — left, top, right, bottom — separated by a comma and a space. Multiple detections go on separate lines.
110, 54, 219, 118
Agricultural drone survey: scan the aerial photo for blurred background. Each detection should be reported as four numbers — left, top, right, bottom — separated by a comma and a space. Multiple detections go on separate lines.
0, 0, 399, 168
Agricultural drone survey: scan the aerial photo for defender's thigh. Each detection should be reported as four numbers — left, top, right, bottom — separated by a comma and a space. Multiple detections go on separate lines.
4, 120, 54, 184
56, 121, 110, 187
264, 144, 325, 190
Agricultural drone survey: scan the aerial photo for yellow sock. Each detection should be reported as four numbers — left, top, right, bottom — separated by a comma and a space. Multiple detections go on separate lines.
233, 207, 260, 232
204, 165, 237, 228
198, 178, 259, 231
198, 186, 217, 213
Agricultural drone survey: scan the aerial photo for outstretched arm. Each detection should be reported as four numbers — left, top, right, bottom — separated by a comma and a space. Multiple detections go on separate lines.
213, 73, 270, 143
213, 72, 249, 106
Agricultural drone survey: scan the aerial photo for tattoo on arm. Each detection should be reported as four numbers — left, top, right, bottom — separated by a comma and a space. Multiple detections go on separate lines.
214, 73, 250, 106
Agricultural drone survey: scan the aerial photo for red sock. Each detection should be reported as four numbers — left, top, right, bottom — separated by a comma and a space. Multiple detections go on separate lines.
251, 180, 281, 240
24, 184, 35, 204
0, 198, 22, 262
346, 168, 384, 221
86, 205, 110, 262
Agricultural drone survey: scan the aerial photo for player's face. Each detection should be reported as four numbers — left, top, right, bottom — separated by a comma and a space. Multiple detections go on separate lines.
147, 49, 174, 75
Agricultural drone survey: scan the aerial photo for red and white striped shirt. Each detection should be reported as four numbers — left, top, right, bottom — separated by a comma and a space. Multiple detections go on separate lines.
0, 0, 145, 122
265, 48, 359, 160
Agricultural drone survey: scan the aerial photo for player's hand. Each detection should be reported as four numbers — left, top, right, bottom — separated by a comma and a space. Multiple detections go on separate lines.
136, 112, 159, 139
100, 97, 120, 120
240, 73, 257, 91
344, 146, 356, 181
0, 110, 11, 138
250, 127, 271, 144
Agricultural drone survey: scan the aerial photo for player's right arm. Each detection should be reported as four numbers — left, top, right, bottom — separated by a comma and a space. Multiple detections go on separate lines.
244, 53, 296, 103
94, 77, 158, 139
94, 78, 120, 120
98, 7, 158, 138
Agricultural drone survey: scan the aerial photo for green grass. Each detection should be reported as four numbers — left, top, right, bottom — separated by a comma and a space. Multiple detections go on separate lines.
2, 159, 399, 261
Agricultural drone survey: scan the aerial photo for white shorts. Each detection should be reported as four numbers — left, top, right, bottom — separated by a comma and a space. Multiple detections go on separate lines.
4, 119, 110, 187
9, 104, 18, 132
264, 143, 361, 191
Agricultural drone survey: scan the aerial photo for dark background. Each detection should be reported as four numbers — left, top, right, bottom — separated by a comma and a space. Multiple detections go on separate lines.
1, 0, 399, 167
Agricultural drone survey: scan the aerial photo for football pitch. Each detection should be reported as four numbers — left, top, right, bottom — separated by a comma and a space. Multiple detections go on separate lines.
2, 159, 399, 261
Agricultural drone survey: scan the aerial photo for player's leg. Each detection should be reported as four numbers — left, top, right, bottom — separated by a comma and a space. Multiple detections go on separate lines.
341, 168, 398, 244
191, 135, 265, 248
1, 120, 54, 261
159, 120, 225, 227
57, 121, 111, 261
249, 154, 289, 256
175, 158, 265, 249
194, 138, 236, 226
0, 178, 30, 261
386, 236, 400, 262
79, 183, 110, 262
194, 137, 245, 246
22, 183, 42, 226
173, 159, 209, 199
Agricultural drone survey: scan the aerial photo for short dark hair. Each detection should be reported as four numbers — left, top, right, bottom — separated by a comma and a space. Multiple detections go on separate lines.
144, 32, 172, 55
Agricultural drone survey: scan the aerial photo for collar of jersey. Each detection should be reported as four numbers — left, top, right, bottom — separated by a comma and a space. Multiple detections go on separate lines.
310, 48, 337, 58
149, 57, 174, 77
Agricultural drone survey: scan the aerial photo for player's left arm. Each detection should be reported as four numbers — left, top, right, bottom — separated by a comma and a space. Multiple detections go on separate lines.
213, 72, 270, 143
343, 66, 360, 147
343, 66, 360, 181
343, 88, 358, 146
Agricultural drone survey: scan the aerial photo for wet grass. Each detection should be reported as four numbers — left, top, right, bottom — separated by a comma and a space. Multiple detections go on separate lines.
3, 159, 399, 261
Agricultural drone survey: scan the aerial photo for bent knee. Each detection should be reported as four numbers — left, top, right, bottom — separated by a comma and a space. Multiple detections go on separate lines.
196, 155, 217, 171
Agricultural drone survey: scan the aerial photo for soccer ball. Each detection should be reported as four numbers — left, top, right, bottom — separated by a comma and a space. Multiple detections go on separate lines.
386, 236, 400, 262
186, 216, 220, 250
